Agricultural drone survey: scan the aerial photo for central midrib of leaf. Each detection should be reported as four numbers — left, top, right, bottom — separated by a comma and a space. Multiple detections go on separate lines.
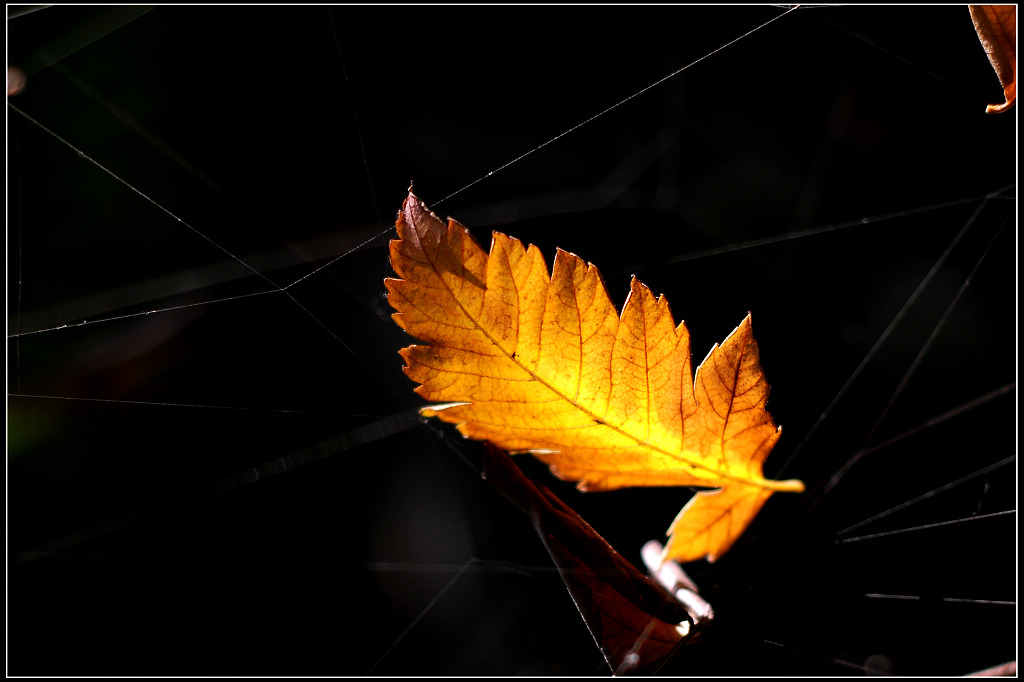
426, 240, 797, 493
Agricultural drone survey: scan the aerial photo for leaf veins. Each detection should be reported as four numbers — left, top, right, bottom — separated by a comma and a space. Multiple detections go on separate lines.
385, 192, 803, 563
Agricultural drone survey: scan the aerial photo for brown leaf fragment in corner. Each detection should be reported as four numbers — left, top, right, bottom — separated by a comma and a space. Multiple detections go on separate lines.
970, 5, 1016, 113
385, 192, 804, 564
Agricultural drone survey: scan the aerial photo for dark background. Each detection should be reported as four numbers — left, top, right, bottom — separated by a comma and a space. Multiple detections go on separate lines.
7, 6, 1016, 676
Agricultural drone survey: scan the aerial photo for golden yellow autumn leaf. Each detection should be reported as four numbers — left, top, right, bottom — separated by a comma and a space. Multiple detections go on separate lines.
385, 192, 804, 563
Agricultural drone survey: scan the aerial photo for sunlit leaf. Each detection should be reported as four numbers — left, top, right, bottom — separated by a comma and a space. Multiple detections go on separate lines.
386, 192, 803, 563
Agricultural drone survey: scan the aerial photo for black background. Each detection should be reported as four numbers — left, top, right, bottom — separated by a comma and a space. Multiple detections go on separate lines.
7, 5, 1016, 676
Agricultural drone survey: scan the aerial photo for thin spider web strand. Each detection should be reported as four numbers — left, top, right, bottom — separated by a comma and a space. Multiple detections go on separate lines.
865, 594, 1014, 605
327, 7, 383, 231
810, 10, 993, 107
366, 558, 474, 674
859, 218, 1008, 447
283, 225, 393, 290
277, 7, 392, 292
615, 191, 1002, 273
769, 382, 1014, 543
277, 288, 385, 383
1, 220, 396, 338
6, 287, 282, 338
435, 5, 801, 206
808, 215, 1012, 504
775, 195, 991, 477
49, 60, 222, 190
6, 103, 372, 366
7, 392, 332, 415
6, 393, 430, 428
832, 454, 1015, 537
835, 509, 1014, 544
8, 96, 399, 351
821, 382, 1015, 495
13, 116, 25, 390
939, 597, 1014, 605
8, 103, 280, 290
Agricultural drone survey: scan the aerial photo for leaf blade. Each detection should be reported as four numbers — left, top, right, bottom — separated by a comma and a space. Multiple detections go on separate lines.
386, 192, 803, 562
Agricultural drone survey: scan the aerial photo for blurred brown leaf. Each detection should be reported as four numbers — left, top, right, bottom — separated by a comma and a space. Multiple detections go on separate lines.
482, 444, 702, 674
